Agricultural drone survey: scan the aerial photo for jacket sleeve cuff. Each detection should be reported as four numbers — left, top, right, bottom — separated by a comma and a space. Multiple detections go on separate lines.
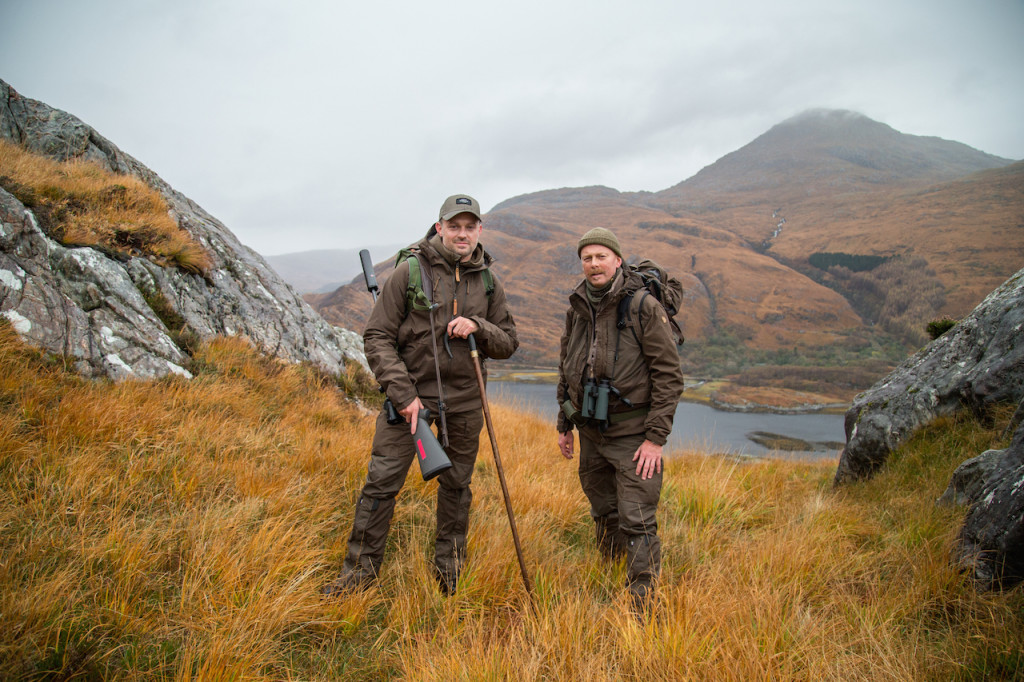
645, 430, 668, 447
388, 385, 419, 412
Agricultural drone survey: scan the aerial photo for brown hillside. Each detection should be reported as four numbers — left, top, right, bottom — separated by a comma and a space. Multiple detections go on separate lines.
318, 186, 863, 367
315, 111, 1022, 372
765, 161, 1024, 316
643, 110, 1014, 256
489, 188, 861, 347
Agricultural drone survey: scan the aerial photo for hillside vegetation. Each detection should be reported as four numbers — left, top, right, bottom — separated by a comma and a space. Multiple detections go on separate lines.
0, 139, 211, 275
2, 324, 1022, 680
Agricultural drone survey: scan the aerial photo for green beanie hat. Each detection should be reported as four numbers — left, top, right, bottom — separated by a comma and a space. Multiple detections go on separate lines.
577, 227, 622, 259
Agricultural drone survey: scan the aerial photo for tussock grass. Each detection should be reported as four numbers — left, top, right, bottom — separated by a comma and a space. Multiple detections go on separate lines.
0, 139, 212, 274
1, 322, 1022, 680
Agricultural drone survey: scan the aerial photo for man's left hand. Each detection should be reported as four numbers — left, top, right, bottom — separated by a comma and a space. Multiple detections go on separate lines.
632, 439, 663, 480
447, 316, 480, 339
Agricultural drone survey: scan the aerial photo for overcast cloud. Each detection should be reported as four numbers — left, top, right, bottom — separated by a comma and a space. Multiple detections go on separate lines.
2, 0, 1022, 256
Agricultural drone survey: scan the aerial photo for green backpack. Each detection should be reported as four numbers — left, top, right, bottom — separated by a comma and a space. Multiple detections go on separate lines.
395, 246, 494, 313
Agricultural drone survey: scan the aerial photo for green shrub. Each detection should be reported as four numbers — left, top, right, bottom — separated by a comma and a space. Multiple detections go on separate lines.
926, 317, 958, 340
809, 252, 889, 272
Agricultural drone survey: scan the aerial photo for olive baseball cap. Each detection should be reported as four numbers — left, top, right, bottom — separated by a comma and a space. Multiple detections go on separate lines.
577, 227, 622, 259
439, 194, 482, 221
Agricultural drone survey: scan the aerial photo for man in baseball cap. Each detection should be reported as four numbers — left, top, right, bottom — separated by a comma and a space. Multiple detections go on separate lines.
322, 192, 519, 598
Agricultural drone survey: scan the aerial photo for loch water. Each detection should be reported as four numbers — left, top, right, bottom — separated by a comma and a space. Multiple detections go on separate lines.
488, 381, 846, 460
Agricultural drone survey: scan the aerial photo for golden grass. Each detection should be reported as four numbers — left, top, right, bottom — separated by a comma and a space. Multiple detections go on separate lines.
1, 321, 1021, 680
0, 139, 212, 274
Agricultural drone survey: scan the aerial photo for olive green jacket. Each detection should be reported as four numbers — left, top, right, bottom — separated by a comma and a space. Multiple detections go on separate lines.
364, 233, 518, 413
557, 269, 684, 445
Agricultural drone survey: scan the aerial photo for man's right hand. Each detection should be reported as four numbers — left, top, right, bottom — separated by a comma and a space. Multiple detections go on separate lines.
401, 397, 425, 435
558, 430, 575, 460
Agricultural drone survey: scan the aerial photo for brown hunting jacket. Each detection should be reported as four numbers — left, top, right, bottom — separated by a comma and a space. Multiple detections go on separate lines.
557, 268, 685, 445
364, 233, 518, 414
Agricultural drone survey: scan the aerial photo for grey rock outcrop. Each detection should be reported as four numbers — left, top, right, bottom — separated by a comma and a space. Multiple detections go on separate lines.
1, 79, 364, 380
834, 267, 1024, 484
937, 446, 1007, 508
950, 422, 1024, 590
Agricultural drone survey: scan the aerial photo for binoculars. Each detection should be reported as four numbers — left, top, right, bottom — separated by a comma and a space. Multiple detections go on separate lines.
580, 378, 611, 423
384, 397, 402, 425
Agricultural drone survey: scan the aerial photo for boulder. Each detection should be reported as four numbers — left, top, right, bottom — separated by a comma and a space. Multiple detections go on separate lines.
937, 447, 1006, 508
1, 78, 365, 380
834, 267, 1024, 484
951, 422, 1024, 590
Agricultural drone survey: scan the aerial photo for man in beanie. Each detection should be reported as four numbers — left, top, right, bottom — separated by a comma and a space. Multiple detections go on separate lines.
556, 227, 685, 617
323, 194, 519, 597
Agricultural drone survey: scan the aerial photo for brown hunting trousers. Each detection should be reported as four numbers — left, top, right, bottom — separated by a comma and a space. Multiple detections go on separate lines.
578, 430, 662, 598
343, 404, 484, 581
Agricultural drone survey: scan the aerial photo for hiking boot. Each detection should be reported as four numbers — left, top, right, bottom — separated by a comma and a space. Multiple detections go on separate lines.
595, 514, 627, 561
598, 530, 627, 562
320, 569, 374, 598
628, 582, 654, 622
435, 568, 458, 596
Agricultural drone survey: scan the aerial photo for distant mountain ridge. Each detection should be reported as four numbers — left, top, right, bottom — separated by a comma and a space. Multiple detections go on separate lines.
648, 109, 1011, 215
266, 244, 404, 293
316, 109, 1022, 381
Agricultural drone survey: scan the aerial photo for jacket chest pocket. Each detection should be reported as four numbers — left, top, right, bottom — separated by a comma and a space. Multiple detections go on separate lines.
601, 321, 646, 380
565, 324, 591, 382
397, 308, 432, 349
448, 274, 488, 321
614, 328, 647, 376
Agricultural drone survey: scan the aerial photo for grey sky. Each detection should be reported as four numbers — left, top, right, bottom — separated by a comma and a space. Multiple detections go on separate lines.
2, 0, 1022, 256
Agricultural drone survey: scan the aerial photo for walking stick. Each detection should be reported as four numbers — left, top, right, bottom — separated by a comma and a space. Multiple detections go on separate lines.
467, 333, 536, 614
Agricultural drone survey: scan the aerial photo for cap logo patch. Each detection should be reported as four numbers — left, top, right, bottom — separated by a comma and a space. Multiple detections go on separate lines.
456, 198, 471, 205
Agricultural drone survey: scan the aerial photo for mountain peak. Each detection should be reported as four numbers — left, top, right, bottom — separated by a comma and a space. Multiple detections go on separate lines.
783, 108, 872, 125
656, 110, 1011, 202
761, 108, 900, 147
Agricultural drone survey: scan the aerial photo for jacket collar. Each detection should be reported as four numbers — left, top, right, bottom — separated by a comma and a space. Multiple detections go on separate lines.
570, 268, 627, 314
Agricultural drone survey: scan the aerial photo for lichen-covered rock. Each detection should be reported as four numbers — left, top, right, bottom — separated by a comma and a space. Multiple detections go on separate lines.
831, 265, 1024, 591
952, 423, 1024, 590
1, 189, 192, 378
937, 448, 1006, 508
834, 267, 1024, 484
1, 78, 365, 380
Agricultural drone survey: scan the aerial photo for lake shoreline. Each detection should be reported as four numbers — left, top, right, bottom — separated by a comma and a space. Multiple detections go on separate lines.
487, 381, 848, 459
489, 372, 851, 417
698, 395, 849, 416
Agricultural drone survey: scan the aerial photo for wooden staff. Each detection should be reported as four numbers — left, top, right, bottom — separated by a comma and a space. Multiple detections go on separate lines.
467, 333, 536, 614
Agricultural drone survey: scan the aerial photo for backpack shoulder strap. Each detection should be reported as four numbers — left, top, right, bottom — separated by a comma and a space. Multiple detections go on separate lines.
616, 270, 648, 332
617, 290, 650, 347
615, 291, 634, 331
396, 248, 434, 312
481, 267, 495, 297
